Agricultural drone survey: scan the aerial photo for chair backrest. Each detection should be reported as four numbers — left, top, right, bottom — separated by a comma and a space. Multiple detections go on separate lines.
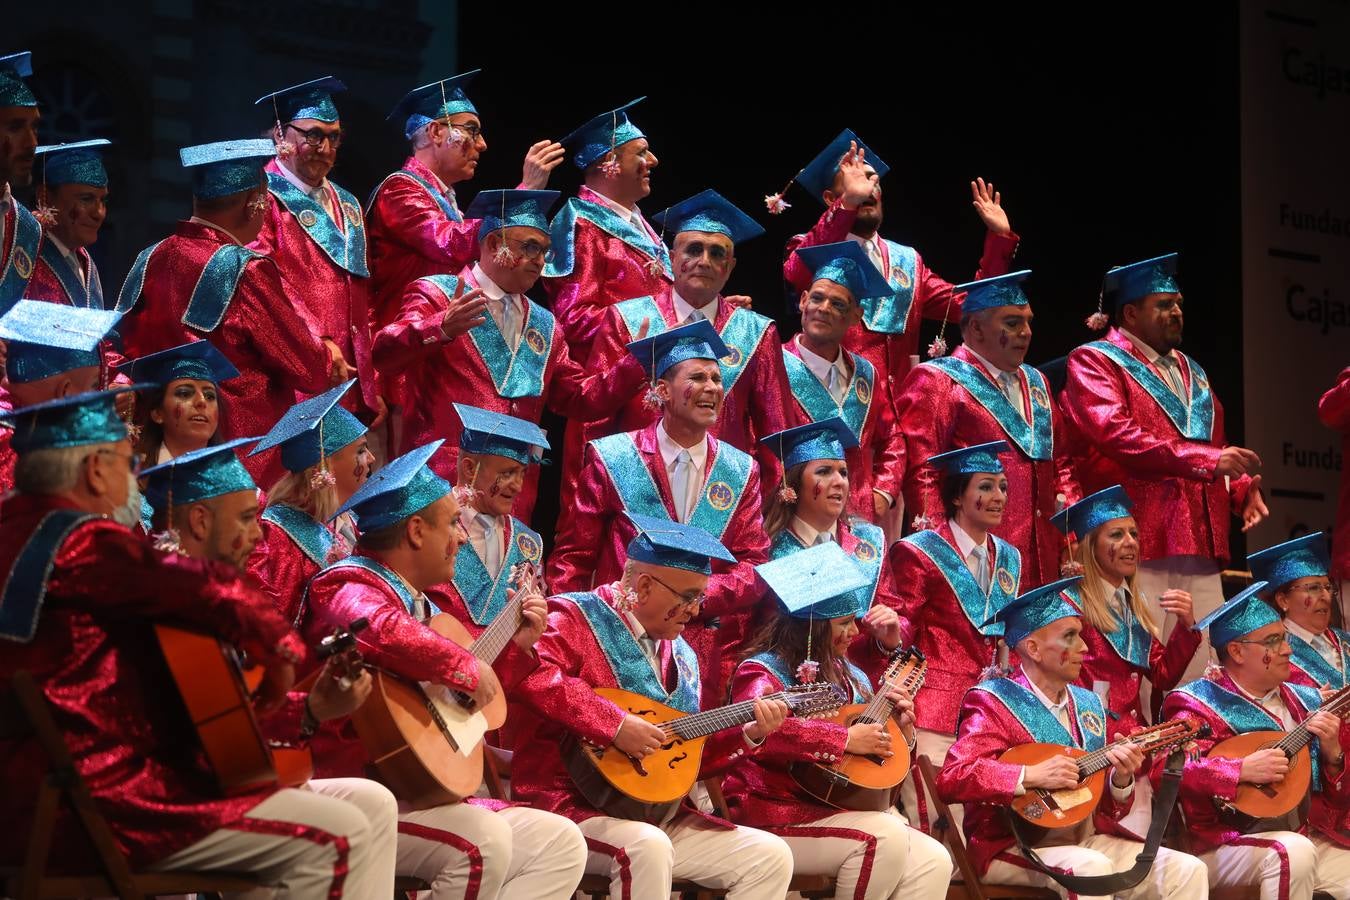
916, 753, 987, 900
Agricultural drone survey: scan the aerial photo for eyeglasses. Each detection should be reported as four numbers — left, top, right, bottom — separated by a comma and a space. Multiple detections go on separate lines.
285, 124, 343, 149
1292, 582, 1335, 596
94, 448, 143, 474
642, 572, 705, 610
441, 120, 483, 141
504, 237, 550, 260
1233, 632, 1291, 651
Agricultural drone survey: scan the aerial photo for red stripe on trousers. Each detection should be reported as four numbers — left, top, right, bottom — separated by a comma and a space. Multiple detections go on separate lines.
225, 815, 350, 900
769, 824, 878, 900
584, 836, 635, 900
398, 820, 485, 900
1227, 836, 1292, 900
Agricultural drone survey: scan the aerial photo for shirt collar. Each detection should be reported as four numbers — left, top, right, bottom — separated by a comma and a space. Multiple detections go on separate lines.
655, 419, 708, 471
964, 345, 1017, 379
789, 516, 837, 546
1285, 618, 1327, 647
471, 261, 510, 302
1022, 666, 1071, 711
276, 159, 328, 197
587, 186, 642, 223
949, 518, 989, 561
187, 216, 244, 245
672, 288, 719, 324
43, 232, 85, 275
794, 334, 850, 381
1121, 327, 1175, 366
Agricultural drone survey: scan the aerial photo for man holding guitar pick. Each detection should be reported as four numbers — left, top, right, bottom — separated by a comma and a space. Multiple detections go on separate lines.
511, 514, 796, 899
939, 576, 1207, 898
301, 440, 588, 900
1160, 582, 1350, 899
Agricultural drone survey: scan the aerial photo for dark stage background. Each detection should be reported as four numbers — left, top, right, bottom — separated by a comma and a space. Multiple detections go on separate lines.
9, 3, 1245, 551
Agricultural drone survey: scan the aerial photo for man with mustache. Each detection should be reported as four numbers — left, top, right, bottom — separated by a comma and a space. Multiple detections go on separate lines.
548, 322, 769, 705
0, 51, 42, 312
782, 241, 906, 525
1062, 253, 1266, 685
542, 99, 672, 508
897, 270, 1079, 587
372, 189, 644, 521
252, 78, 384, 438
781, 130, 1019, 404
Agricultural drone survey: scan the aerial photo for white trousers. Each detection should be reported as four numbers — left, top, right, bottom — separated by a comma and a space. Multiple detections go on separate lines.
397, 802, 586, 899
578, 809, 793, 899
1201, 830, 1350, 900
772, 808, 952, 899
148, 778, 397, 899
898, 727, 957, 835
984, 834, 1208, 900
1136, 555, 1225, 715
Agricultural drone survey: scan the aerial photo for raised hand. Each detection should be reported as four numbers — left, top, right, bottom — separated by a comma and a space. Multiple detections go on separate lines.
1241, 476, 1269, 532
838, 142, 879, 209
970, 177, 1012, 236
521, 140, 566, 190
440, 278, 489, 339
1158, 589, 1195, 628
861, 604, 902, 651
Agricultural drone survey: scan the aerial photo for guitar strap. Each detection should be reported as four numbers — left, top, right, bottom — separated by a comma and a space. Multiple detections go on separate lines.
1003, 749, 1186, 895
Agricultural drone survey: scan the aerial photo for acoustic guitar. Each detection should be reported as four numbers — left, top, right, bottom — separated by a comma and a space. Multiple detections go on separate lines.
156, 617, 368, 795
791, 646, 926, 811
565, 683, 846, 825
1208, 682, 1350, 822
1003, 717, 1207, 827
350, 560, 539, 809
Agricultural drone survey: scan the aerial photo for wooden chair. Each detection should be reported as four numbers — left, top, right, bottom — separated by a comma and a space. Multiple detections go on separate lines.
915, 754, 1055, 900
0, 669, 268, 900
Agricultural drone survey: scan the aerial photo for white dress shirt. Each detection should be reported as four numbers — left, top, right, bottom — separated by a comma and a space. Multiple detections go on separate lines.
587, 187, 648, 229
950, 519, 993, 587
276, 160, 337, 223
1121, 327, 1186, 400
1014, 668, 1134, 801
789, 516, 838, 547
471, 262, 525, 350
672, 289, 718, 325
43, 232, 87, 288
655, 420, 708, 522
460, 505, 506, 579
848, 231, 887, 275
1286, 619, 1344, 674
795, 335, 852, 405
965, 345, 1026, 422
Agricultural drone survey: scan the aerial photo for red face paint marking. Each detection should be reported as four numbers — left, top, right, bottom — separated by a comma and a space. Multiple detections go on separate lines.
231, 533, 243, 551
488, 481, 500, 497
998, 332, 1009, 348
1262, 650, 1273, 668
664, 606, 680, 621
1305, 596, 1313, 610
1060, 648, 1070, 666
1108, 544, 1118, 563
172, 405, 183, 420
812, 482, 822, 500
683, 386, 694, 403
974, 496, 984, 511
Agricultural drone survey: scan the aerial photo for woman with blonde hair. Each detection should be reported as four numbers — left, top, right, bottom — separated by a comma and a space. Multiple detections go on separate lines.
246, 380, 374, 623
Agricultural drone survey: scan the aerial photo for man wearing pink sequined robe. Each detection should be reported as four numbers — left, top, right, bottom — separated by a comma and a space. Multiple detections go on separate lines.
781, 129, 1020, 405
898, 270, 1079, 586
116, 139, 342, 487
1062, 254, 1266, 688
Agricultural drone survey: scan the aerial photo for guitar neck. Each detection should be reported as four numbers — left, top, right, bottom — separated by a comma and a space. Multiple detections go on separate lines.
857, 658, 925, 725
666, 689, 832, 741
1274, 683, 1350, 758
1075, 720, 1199, 777
467, 591, 525, 666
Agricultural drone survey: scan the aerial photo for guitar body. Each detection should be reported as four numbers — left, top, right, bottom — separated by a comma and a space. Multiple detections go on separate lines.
155, 624, 277, 795
349, 613, 505, 809
1208, 731, 1312, 820
1000, 743, 1107, 828
791, 704, 909, 811
583, 687, 708, 804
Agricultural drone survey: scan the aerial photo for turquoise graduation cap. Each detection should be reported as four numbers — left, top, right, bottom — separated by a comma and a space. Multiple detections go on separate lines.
454, 404, 549, 466
560, 98, 646, 170
987, 575, 1084, 647
953, 270, 1032, 315
760, 418, 858, 470
793, 241, 892, 302
335, 440, 452, 532
179, 139, 275, 200
251, 380, 366, 474
1103, 253, 1180, 307
0, 52, 36, 108
34, 139, 111, 188
1050, 485, 1133, 540
627, 318, 731, 380
796, 128, 890, 201
0, 300, 120, 383
255, 76, 346, 124
464, 189, 560, 240
926, 440, 1009, 475
1193, 581, 1279, 648
141, 437, 259, 515
388, 70, 480, 140
0, 386, 140, 453
116, 341, 240, 386
1248, 533, 1331, 591
625, 512, 735, 575
757, 541, 871, 620
651, 189, 764, 244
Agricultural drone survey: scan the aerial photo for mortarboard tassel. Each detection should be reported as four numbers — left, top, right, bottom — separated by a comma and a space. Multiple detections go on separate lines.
1085, 286, 1109, 331
33, 156, 58, 226
795, 615, 820, 683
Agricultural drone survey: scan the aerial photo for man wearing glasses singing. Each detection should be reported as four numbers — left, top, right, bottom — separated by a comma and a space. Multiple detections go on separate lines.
1249, 533, 1349, 693
372, 189, 644, 523
253, 77, 385, 445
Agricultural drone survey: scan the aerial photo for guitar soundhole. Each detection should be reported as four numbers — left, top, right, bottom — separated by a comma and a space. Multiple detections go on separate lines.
629, 706, 661, 720
668, 751, 687, 770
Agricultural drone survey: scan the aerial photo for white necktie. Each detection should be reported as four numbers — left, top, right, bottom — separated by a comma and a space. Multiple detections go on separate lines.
813, 531, 834, 546
969, 545, 991, 594
310, 185, 336, 221
671, 450, 694, 522
1156, 356, 1185, 400
826, 364, 847, 404
477, 513, 502, 577
685, 307, 706, 325
498, 296, 520, 349
864, 238, 885, 274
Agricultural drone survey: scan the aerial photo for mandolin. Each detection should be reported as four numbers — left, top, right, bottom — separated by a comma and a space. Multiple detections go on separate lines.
791, 647, 926, 811
351, 560, 539, 809
1209, 682, 1350, 821
565, 683, 846, 825
1003, 717, 1208, 827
